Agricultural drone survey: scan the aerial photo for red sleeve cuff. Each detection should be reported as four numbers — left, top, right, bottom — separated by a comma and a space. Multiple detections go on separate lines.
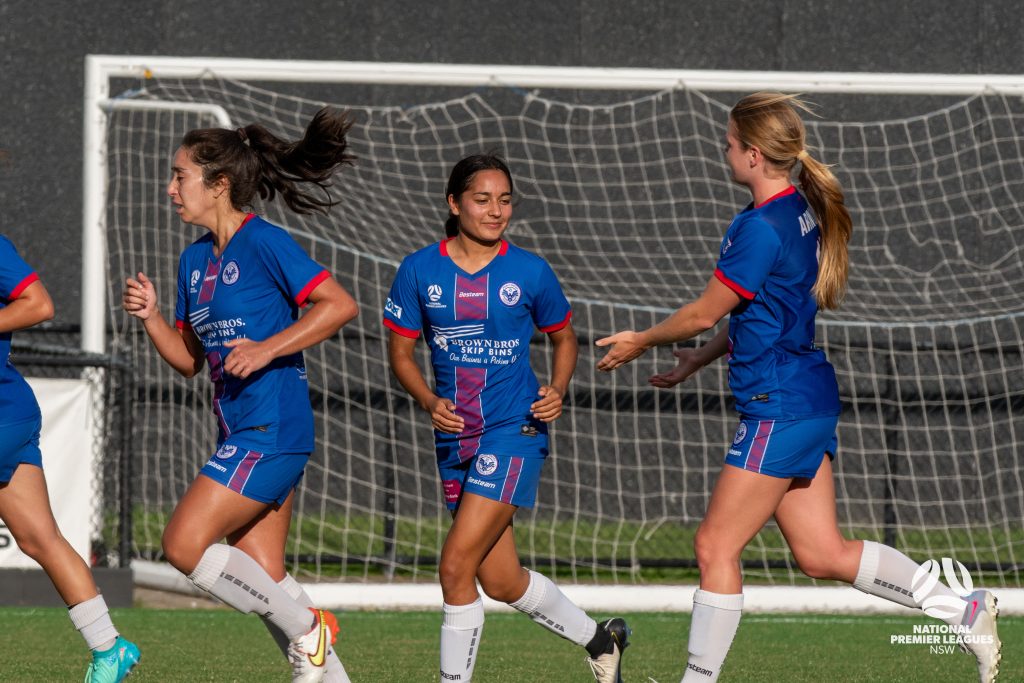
7, 272, 39, 300
714, 268, 755, 300
383, 317, 420, 338
175, 320, 188, 330
538, 310, 572, 334
294, 269, 330, 307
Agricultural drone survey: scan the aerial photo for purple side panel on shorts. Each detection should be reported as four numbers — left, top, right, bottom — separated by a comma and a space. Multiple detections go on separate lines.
500, 456, 523, 504
745, 420, 774, 473
228, 450, 263, 495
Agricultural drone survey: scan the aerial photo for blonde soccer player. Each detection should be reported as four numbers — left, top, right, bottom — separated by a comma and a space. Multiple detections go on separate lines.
597, 93, 1001, 683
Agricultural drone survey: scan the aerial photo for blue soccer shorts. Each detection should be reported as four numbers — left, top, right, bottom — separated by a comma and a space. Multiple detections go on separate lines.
199, 442, 308, 505
724, 415, 839, 479
438, 452, 546, 511
0, 416, 44, 483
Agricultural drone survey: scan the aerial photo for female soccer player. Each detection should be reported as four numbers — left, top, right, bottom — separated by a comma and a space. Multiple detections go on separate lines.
0, 235, 139, 682
384, 154, 629, 683
596, 93, 1001, 683
122, 109, 358, 683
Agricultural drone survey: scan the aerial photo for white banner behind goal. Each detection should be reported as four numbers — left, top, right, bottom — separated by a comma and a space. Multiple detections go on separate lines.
85, 57, 1024, 597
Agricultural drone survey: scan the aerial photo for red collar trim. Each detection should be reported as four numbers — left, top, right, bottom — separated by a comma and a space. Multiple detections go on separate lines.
439, 237, 508, 257
754, 185, 797, 208
236, 213, 256, 233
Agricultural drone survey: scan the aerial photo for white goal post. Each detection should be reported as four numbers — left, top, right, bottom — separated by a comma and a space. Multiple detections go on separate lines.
82, 55, 1024, 613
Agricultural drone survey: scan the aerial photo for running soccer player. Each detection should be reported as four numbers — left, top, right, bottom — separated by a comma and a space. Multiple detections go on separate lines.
0, 234, 140, 682
122, 109, 358, 683
384, 154, 629, 683
596, 93, 1001, 683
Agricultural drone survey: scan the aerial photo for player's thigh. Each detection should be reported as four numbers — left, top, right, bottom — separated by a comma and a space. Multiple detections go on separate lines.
164, 474, 271, 556
477, 525, 529, 601
228, 489, 295, 580
442, 493, 518, 572
698, 464, 792, 559
0, 463, 62, 548
774, 457, 860, 580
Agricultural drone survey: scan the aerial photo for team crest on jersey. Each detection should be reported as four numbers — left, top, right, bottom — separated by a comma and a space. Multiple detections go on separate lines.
499, 282, 521, 306
475, 454, 499, 476
732, 423, 748, 445
215, 444, 238, 459
221, 260, 240, 285
189, 269, 201, 291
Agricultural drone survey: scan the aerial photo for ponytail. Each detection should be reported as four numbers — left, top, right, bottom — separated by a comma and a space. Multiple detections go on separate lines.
182, 107, 355, 215
730, 92, 852, 310
798, 153, 852, 310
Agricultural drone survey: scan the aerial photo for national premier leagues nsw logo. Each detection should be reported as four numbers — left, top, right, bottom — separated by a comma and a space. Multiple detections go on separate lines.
912, 557, 973, 619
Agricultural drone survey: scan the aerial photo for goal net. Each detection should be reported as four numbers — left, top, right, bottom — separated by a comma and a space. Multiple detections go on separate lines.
95, 60, 1024, 589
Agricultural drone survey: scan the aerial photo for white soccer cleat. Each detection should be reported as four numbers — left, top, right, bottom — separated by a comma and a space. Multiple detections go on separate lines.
288, 608, 340, 683
586, 617, 631, 683
959, 589, 1001, 682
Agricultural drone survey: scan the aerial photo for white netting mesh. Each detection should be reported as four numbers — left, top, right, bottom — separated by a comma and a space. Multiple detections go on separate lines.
103, 75, 1024, 586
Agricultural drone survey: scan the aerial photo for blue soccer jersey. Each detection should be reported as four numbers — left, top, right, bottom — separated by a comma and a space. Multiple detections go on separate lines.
174, 215, 328, 453
0, 235, 42, 425
383, 239, 572, 466
714, 186, 841, 420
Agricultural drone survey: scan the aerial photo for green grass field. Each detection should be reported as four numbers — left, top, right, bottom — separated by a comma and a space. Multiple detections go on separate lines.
0, 606, 1015, 682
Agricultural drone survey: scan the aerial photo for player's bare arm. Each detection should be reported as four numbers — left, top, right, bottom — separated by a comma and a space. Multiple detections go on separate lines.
531, 322, 578, 422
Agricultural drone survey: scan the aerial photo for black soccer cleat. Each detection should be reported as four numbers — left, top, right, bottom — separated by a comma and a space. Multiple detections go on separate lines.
586, 617, 631, 683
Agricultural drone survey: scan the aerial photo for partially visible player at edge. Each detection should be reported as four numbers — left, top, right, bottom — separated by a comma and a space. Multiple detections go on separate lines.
596, 93, 1001, 683
384, 154, 630, 683
0, 234, 140, 682
122, 109, 358, 683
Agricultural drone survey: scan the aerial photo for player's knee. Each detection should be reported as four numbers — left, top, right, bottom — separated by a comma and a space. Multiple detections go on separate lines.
9, 524, 61, 562
161, 530, 201, 575
694, 524, 735, 572
438, 554, 476, 592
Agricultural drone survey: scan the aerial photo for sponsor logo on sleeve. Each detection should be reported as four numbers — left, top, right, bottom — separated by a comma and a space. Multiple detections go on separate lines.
384, 297, 403, 319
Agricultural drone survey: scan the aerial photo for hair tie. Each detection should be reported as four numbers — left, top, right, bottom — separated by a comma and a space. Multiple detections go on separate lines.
796, 149, 809, 162
237, 127, 250, 146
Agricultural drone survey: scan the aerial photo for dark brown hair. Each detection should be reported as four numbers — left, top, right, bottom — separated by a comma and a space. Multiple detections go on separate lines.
182, 107, 355, 215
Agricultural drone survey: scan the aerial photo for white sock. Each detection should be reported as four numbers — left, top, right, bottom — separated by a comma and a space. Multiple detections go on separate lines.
681, 589, 743, 682
440, 599, 484, 682
266, 574, 351, 683
853, 541, 967, 624
187, 544, 313, 639
509, 569, 597, 647
68, 594, 118, 652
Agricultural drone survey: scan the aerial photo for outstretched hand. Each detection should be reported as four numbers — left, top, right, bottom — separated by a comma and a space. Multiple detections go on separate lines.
649, 348, 703, 388
595, 331, 649, 372
122, 272, 158, 321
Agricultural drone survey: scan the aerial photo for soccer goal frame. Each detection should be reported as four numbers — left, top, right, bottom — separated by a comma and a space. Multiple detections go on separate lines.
83, 55, 1024, 614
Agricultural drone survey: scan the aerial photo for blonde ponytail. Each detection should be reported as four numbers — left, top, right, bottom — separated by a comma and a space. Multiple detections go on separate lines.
731, 92, 852, 310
